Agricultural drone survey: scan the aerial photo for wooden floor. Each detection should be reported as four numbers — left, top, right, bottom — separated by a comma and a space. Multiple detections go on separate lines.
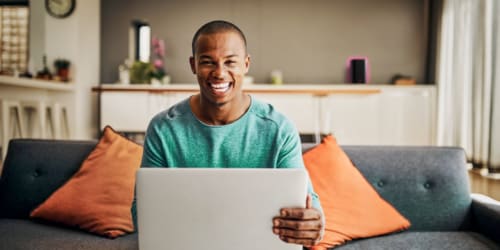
469, 170, 500, 201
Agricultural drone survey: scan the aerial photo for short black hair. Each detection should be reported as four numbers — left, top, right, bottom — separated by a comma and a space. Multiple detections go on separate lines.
191, 20, 247, 56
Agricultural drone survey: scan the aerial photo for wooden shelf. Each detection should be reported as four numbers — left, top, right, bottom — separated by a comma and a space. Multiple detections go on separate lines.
0, 75, 75, 91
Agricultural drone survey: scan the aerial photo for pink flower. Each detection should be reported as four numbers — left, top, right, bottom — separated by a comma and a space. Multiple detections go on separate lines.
152, 36, 165, 57
154, 59, 163, 69
157, 39, 165, 57
152, 36, 160, 47
151, 35, 167, 77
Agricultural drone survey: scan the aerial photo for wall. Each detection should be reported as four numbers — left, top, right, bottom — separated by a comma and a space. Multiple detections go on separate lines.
101, 0, 428, 84
30, 0, 100, 139
28, 0, 44, 72
72, 0, 101, 139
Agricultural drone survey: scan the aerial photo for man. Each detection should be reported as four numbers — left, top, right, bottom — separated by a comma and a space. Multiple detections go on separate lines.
141, 20, 323, 248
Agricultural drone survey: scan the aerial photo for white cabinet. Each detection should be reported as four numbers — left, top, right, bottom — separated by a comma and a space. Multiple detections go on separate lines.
321, 93, 381, 145
377, 88, 435, 145
148, 93, 192, 119
100, 92, 150, 132
320, 87, 436, 145
97, 85, 436, 145
100, 92, 194, 132
251, 93, 320, 134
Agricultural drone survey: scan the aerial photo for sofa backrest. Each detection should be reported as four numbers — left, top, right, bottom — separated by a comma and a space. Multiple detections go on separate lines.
303, 144, 472, 231
0, 139, 97, 219
1, 139, 472, 231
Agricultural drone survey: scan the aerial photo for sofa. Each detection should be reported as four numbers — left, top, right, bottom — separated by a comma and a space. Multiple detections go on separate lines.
0, 139, 499, 250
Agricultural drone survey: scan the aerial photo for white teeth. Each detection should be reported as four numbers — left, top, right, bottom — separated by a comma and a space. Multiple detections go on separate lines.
211, 82, 230, 88
210, 82, 230, 92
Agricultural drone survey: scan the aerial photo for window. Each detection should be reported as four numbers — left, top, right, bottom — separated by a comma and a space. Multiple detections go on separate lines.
130, 20, 150, 63
0, 5, 28, 75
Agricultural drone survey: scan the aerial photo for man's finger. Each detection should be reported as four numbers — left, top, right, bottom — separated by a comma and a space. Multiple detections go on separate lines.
306, 194, 312, 209
273, 217, 322, 231
280, 208, 321, 220
278, 236, 319, 247
276, 228, 321, 240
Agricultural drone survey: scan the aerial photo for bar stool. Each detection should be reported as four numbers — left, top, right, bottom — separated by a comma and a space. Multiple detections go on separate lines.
51, 102, 70, 139
22, 100, 50, 139
1, 99, 25, 162
21, 101, 70, 140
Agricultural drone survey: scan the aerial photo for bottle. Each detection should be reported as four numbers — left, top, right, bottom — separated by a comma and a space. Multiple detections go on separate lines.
118, 59, 131, 84
270, 70, 283, 85
36, 55, 52, 80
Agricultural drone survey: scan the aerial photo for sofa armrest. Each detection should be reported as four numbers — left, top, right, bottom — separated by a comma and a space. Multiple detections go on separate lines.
471, 193, 500, 244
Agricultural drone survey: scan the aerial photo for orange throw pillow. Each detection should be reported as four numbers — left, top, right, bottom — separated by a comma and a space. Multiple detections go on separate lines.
30, 126, 143, 238
303, 135, 410, 249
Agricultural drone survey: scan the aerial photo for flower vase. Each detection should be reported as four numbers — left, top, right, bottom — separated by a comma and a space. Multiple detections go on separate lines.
151, 76, 171, 85
162, 75, 171, 85
151, 78, 162, 86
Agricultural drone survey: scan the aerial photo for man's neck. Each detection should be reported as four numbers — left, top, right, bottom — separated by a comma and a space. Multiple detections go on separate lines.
190, 94, 250, 125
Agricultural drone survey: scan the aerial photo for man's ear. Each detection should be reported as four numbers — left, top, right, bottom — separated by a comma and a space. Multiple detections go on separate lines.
244, 54, 251, 74
189, 56, 196, 74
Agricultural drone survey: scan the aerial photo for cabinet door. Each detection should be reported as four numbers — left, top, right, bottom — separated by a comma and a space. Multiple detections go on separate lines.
378, 88, 435, 145
322, 94, 381, 145
101, 92, 150, 132
148, 93, 194, 119
251, 93, 320, 135
322, 87, 436, 146
149, 93, 171, 119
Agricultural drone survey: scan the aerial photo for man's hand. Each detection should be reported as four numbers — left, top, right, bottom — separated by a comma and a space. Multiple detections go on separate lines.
273, 194, 323, 247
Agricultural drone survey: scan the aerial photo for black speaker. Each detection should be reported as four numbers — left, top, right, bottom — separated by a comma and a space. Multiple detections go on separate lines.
351, 59, 366, 83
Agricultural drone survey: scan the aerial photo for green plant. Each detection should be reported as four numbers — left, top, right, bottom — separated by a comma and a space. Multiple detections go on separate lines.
150, 67, 166, 80
130, 61, 154, 84
54, 59, 70, 70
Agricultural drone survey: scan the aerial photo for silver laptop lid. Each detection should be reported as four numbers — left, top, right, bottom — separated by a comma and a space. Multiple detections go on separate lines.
136, 168, 307, 250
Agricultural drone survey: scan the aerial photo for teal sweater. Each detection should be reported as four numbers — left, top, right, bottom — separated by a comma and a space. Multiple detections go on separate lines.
134, 96, 322, 223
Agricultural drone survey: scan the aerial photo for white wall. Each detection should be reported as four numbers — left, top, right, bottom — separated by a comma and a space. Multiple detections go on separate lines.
36, 0, 100, 139
74, 0, 100, 139
29, 0, 45, 72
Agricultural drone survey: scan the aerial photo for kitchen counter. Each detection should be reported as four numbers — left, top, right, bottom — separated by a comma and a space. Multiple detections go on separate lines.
92, 83, 438, 95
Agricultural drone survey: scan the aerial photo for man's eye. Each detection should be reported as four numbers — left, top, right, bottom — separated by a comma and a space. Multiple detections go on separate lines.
226, 61, 237, 66
200, 61, 213, 65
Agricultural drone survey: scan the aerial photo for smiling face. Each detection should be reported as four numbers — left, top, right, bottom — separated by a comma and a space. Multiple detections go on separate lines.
190, 31, 250, 107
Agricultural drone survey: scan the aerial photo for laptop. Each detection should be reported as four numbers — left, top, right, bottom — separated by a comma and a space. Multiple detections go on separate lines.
136, 168, 307, 250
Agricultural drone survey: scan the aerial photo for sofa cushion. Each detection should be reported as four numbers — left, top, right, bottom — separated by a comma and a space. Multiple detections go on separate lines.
303, 143, 473, 231
341, 146, 472, 231
30, 126, 143, 238
303, 135, 410, 249
334, 231, 498, 250
0, 219, 138, 250
0, 140, 97, 219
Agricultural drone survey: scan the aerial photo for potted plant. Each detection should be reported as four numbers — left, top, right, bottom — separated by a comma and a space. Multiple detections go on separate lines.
54, 58, 71, 82
130, 61, 154, 84
150, 36, 170, 85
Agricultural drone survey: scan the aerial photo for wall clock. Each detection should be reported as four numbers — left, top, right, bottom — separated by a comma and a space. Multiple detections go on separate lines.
46, 0, 76, 18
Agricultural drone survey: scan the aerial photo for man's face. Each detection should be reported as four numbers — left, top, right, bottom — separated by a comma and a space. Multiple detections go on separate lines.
190, 31, 250, 106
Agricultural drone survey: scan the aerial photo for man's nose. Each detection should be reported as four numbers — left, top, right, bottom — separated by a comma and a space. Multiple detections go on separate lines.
212, 64, 227, 78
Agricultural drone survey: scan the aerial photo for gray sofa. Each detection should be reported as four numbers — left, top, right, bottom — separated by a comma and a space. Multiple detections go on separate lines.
0, 139, 499, 250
